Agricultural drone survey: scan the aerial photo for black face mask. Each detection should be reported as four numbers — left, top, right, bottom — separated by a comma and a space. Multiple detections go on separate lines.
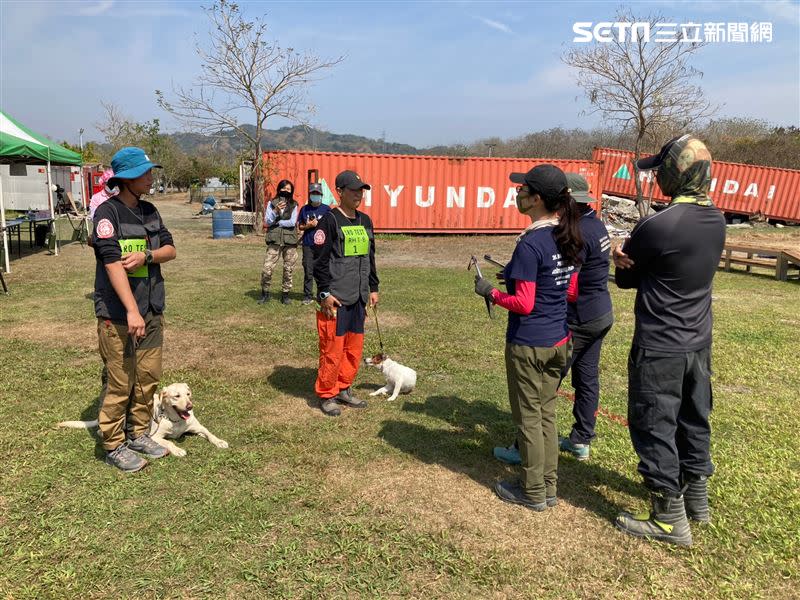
278, 190, 292, 198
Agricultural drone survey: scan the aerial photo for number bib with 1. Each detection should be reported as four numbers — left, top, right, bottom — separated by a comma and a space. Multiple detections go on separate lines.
341, 225, 369, 257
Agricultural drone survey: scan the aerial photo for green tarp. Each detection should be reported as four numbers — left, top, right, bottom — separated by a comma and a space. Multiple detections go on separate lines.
0, 111, 81, 166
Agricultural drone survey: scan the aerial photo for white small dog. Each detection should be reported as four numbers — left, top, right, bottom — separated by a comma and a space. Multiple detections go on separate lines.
58, 383, 228, 458
364, 353, 417, 401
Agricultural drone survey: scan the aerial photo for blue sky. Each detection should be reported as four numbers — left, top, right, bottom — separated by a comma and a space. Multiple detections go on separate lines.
1, 0, 798, 148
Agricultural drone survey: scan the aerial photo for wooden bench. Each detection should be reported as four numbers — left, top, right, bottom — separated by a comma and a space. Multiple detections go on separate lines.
719, 244, 800, 281
777, 250, 800, 281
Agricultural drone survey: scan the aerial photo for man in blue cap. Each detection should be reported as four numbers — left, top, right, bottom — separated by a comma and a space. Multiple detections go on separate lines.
613, 135, 726, 546
92, 147, 177, 472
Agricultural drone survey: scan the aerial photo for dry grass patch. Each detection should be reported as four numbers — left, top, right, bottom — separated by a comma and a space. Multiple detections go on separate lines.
325, 456, 697, 599
2, 318, 96, 352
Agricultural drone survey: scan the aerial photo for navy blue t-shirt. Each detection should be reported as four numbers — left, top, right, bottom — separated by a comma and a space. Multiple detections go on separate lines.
298, 203, 331, 246
504, 226, 574, 347
568, 208, 613, 325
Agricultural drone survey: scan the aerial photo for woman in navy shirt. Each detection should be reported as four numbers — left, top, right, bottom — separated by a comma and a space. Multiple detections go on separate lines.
474, 164, 583, 511
558, 173, 614, 461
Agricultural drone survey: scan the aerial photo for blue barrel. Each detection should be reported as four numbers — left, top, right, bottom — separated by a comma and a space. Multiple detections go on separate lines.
212, 209, 234, 239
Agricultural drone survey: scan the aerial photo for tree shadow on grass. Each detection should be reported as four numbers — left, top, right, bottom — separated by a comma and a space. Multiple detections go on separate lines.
379, 394, 645, 521
267, 365, 319, 409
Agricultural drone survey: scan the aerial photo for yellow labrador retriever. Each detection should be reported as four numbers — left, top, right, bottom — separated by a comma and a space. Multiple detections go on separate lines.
58, 383, 228, 458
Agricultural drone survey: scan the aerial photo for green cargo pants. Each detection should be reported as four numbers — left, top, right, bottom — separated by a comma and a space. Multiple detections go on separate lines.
97, 313, 163, 451
505, 341, 572, 503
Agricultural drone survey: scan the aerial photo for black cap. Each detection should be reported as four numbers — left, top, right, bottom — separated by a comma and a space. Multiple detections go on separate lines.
509, 164, 568, 200
636, 134, 691, 171
565, 172, 594, 203
309, 183, 323, 195
335, 170, 371, 190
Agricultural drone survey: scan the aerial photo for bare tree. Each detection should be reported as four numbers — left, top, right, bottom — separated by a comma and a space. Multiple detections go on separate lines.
95, 101, 131, 152
564, 9, 717, 216
157, 0, 342, 222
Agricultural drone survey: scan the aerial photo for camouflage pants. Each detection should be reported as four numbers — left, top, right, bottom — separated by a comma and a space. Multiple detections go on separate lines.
261, 244, 298, 293
97, 313, 163, 451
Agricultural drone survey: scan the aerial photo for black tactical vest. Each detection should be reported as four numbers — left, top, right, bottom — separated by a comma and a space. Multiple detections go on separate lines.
94, 197, 168, 320
328, 209, 373, 305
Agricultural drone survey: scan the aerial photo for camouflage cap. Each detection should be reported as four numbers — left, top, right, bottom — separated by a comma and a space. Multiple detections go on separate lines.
639, 135, 713, 199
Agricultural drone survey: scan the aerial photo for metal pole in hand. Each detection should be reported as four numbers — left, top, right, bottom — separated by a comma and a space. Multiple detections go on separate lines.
468, 255, 493, 319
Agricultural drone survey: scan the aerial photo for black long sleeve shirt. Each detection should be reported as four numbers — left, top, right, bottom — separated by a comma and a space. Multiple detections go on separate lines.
615, 202, 725, 352
312, 209, 379, 297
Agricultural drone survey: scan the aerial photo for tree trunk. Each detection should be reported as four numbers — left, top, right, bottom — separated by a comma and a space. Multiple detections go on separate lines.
633, 139, 650, 219
253, 144, 265, 233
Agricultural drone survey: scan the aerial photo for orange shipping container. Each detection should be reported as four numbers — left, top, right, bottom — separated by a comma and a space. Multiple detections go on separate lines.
262, 150, 603, 233
592, 147, 800, 222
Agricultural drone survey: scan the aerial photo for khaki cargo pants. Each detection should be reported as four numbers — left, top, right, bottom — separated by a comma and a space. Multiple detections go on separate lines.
97, 313, 163, 451
261, 244, 298, 293
505, 340, 571, 504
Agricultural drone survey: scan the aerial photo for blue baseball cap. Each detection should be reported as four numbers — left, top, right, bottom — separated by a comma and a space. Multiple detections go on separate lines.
110, 147, 161, 181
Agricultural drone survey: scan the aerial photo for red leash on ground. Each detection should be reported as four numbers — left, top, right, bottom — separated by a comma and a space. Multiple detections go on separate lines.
557, 389, 629, 427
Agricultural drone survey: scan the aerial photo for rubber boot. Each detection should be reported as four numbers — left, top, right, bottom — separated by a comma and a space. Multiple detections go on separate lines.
257, 291, 270, 304
281, 292, 291, 305
683, 475, 710, 523
616, 492, 693, 547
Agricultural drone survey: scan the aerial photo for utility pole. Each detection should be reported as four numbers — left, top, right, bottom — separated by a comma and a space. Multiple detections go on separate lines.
79, 128, 84, 152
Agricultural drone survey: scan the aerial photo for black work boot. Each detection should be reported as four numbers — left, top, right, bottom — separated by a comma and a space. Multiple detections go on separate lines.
683, 475, 710, 523
281, 292, 291, 305
616, 492, 693, 547
257, 291, 270, 304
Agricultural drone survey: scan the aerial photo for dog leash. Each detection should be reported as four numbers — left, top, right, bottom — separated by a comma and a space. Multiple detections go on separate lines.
130, 332, 157, 427
370, 304, 385, 354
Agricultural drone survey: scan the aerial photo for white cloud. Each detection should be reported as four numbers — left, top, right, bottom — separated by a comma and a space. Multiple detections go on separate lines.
475, 16, 513, 35
77, 1, 114, 17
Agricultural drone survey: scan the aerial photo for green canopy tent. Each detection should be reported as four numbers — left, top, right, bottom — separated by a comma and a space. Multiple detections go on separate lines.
0, 111, 82, 273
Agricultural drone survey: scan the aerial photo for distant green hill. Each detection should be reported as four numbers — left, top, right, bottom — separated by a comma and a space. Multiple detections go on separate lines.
169, 124, 422, 157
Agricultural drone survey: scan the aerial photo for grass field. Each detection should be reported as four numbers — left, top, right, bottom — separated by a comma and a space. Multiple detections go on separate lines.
1, 196, 798, 599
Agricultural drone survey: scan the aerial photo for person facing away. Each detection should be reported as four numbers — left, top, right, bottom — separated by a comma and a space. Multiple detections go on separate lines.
559, 172, 614, 459
259, 179, 299, 305
297, 182, 331, 305
92, 147, 177, 472
474, 164, 583, 511
613, 134, 726, 547
312, 170, 379, 417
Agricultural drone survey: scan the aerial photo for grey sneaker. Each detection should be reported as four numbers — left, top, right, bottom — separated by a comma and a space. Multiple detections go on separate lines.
494, 480, 548, 512
336, 387, 367, 408
302, 296, 313, 305
105, 445, 148, 473
320, 398, 342, 417
128, 434, 169, 458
